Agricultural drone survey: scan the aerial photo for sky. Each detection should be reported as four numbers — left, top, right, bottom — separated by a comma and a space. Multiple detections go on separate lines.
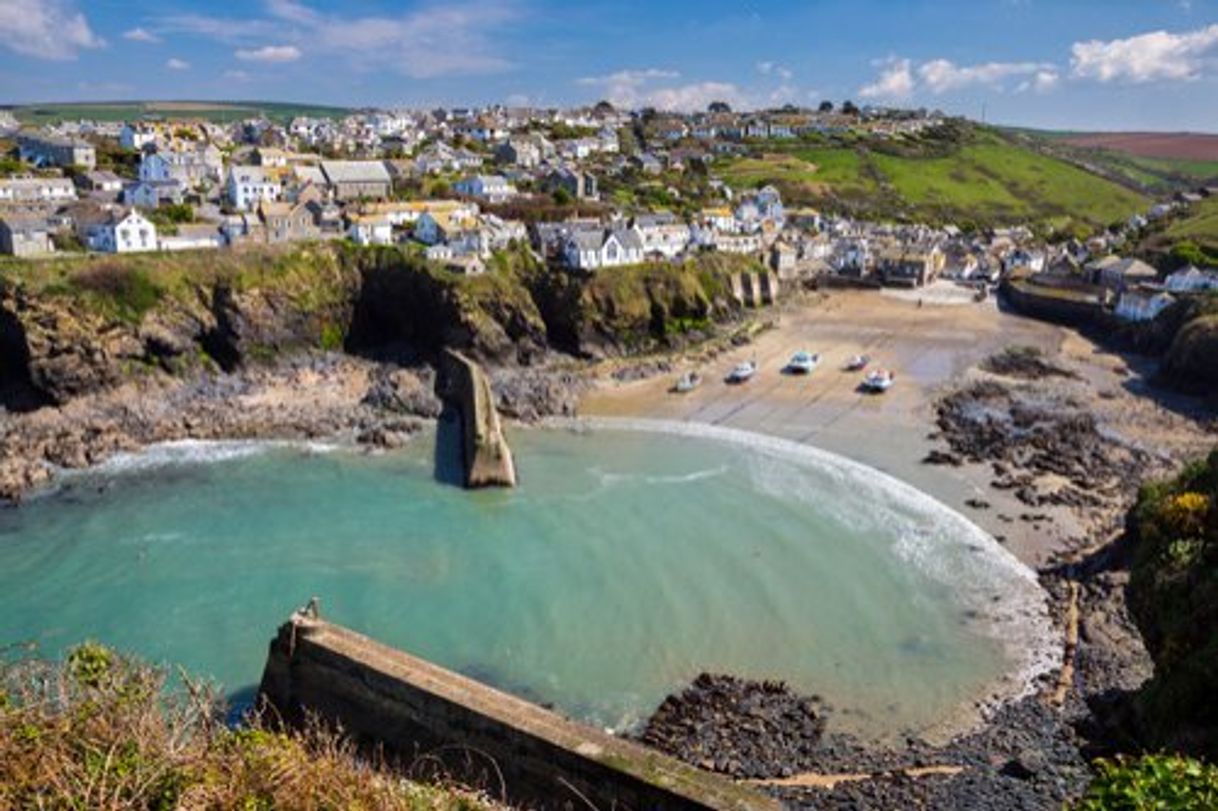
1, 0, 1218, 131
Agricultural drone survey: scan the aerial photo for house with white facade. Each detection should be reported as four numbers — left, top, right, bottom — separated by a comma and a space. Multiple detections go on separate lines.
1115, 289, 1175, 322
0, 214, 54, 257
0, 177, 77, 204
346, 215, 394, 246
1166, 266, 1218, 293
226, 167, 282, 211
119, 123, 158, 151
563, 227, 644, 271
139, 144, 223, 187
125, 180, 185, 209
84, 209, 158, 253
631, 213, 692, 259
159, 223, 223, 252
453, 175, 518, 204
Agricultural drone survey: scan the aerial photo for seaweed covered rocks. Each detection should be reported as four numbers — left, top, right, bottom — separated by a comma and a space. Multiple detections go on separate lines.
637, 673, 826, 780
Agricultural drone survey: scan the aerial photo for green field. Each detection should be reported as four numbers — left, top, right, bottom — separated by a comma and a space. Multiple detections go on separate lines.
716, 128, 1150, 233
6, 100, 351, 125
1164, 198, 1218, 252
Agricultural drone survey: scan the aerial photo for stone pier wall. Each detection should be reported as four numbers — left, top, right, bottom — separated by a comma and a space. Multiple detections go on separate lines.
258, 613, 779, 811
439, 349, 516, 488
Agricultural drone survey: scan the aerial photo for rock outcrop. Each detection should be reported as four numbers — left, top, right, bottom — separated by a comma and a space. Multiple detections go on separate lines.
439, 349, 517, 489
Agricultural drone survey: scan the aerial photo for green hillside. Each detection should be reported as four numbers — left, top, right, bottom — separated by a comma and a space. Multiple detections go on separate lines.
716, 124, 1150, 234
7, 100, 350, 125
1164, 198, 1218, 252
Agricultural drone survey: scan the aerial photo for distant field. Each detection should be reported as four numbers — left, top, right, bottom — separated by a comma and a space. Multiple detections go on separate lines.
1164, 198, 1218, 252
1062, 132, 1218, 161
717, 129, 1149, 231
7, 100, 351, 125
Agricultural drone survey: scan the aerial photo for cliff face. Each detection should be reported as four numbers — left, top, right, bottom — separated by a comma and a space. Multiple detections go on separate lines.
0, 246, 764, 412
1126, 449, 1218, 760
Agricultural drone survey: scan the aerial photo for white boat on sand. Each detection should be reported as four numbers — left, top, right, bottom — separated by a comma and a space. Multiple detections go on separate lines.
786, 351, 820, 374
862, 369, 895, 393
845, 354, 870, 371
673, 371, 702, 393
726, 360, 757, 384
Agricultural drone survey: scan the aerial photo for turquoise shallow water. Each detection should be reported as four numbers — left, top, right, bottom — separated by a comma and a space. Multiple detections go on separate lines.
0, 421, 1053, 738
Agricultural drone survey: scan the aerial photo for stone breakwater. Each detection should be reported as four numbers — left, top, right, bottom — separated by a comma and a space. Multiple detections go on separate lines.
439, 349, 516, 489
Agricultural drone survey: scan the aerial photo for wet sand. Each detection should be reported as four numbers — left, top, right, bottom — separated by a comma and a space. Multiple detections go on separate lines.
580, 288, 1206, 568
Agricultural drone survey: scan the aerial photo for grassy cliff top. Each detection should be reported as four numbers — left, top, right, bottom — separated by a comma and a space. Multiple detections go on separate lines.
716, 125, 1149, 234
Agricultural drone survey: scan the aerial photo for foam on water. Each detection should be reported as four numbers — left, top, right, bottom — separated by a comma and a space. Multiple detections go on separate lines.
550, 416, 1061, 712
83, 438, 341, 476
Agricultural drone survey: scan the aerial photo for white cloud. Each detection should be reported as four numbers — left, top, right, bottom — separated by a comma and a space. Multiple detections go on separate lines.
859, 58, 914, 100
1071, 24, 1218, 82
235, 44, 302, 63
123, 27, 160, 43
577, 68, 744, 111
757, 61, 794, 81
166, 57, 190, 70
223, 69, 251, 81
0, 0, 104, 60
918, 59, 1054, 94
1017, 69, 1060, 94
163, 0, 517, 78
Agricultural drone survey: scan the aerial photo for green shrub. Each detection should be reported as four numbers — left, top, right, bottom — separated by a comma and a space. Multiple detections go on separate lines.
1075, 754, 1218, 810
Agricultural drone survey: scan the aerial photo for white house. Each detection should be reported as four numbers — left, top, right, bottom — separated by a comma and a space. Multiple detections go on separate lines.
85, 209, 158, 253
563, 227, 644, 271
226, 167, 282, 211
119, 123, 158, 151
453, 174, 518, 204
158, 223, 223, 252
0, 177, 77, 204
139, 145, 223, 186
1115, 290, 1175, 322
346, 215, 393, 246
632, 213, 692, 259
1166, 266, 1218, 293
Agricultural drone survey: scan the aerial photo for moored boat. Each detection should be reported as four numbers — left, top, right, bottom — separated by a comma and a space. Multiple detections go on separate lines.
845, 354, 870, 371
673, 371, 702, 393
862, 369, 895, 393
726, 360, 757, 384
786, 350, 820, 374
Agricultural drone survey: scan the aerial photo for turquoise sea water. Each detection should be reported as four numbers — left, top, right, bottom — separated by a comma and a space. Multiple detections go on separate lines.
0, 420, 1054, 738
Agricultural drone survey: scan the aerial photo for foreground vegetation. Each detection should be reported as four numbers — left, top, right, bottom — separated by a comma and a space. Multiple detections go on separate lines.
715, 124, 1148, 234
0, 643, 498, 810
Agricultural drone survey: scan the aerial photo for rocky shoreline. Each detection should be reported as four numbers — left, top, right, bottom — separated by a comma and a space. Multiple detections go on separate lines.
0, 352, 587, 504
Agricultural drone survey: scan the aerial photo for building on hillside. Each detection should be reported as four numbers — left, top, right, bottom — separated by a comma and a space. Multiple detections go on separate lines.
346, 215, 394, 246
562, 227, 644, 271
17, 132, 96, 169
453, 174, 518, 204
226, 167, 282, 211
125, 179, 185, 209
0, 214, 54, 257
321, 161, 392, 202
80, 170, 125, 194
259, 200, 320, 244
82, 209, 158, 253
875, 243, 945, 287
158, 223, 223, 252
631, 212, 691, 259
139, 144, 223, 186
1166, 266, 1218, 292
1115, 289, 1175, 322
0, 177, 77, 204
545, 167, 598, 200
1088, 256, 1159, 293
119, 123, 158, 151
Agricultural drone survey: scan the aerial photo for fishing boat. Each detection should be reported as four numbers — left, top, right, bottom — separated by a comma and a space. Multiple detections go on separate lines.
726, 360, 757, 384
673, 371, 702, 393
845, 354, 870, 371
862, 369, 895, 393
786, 351, 820, 374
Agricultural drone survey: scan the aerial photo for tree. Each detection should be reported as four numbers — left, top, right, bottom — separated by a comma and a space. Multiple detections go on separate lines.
551, 187, 573, 206
593, 100, 615, 116
841, 100, 859, 115
708, 101, 732, 114
818, 101, 834, 113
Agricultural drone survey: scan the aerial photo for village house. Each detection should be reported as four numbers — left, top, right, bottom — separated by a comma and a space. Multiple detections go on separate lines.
82, 209, 158, 253
17, 131, 96, 169
321, 160, 392, 202
360, 199, 480, 228
412, 143, 485, 176
119, 123, 158, 151
80, 170, 125, 195
1116, 289, 1175, 322
0, 214, 54, 257
770, 240, 798, 280
453, 174, 518, 204
875, 243, 945, 287
139, 144, 223, 187
545, 167, 598, 201
1088, 256, 1159, 293
219, 212, 266, 247
414, 208, 480, 246
125, 179, 185, 209
1166, 265, 1218, 292
259, 200, 320, 244
631, 212, 692, 259
158, 223, 223, 252
563, 227, 644, 271
707, 231, 763, 255
254, 147, 289, 168
0, 177, 77, 205
226, 167, 282, 212
346, 215, 394, 246
495, 135, 550, 168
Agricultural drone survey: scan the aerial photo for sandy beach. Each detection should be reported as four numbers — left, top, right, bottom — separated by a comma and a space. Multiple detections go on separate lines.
580, 286, 1213, 569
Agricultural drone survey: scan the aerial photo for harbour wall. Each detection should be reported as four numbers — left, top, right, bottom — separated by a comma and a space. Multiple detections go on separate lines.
439, 349, 517, 488
257, 611, 780, 811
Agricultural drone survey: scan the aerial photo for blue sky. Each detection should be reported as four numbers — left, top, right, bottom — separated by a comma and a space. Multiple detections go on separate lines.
2, 0, 1218, 131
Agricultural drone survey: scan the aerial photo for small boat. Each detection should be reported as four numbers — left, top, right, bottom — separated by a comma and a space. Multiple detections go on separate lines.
845, 354, 870, 371
786, 351, 820, 375
862, 369, 895, 393
726, 360, 757, 384
673, 371, 702, 393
